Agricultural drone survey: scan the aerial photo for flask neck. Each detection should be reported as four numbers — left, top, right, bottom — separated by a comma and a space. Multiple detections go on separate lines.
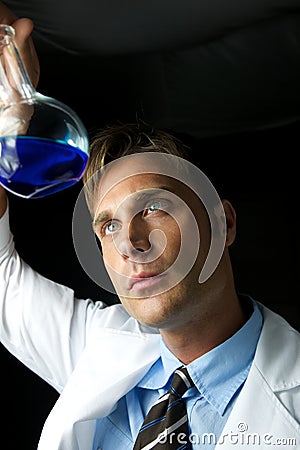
0, 24, 35, 109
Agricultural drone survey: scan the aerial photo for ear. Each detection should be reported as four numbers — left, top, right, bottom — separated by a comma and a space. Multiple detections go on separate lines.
222, 199, 236, 247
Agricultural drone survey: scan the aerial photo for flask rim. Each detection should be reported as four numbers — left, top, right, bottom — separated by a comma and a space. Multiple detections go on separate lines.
0, 24, 15, 48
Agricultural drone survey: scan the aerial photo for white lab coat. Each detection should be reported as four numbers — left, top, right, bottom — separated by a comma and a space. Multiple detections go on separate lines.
0, 208, 299, 450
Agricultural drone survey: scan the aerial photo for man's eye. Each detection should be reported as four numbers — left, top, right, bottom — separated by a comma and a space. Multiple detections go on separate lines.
144, 200, 165, 216
102, 221, 121, 236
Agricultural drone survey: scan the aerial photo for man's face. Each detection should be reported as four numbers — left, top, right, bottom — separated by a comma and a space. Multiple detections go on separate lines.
92, 158, 215, 330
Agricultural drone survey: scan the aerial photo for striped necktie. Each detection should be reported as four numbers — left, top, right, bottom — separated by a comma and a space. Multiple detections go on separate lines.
133, 366, 194, 450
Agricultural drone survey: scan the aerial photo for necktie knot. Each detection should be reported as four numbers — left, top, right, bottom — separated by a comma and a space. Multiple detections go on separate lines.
133, 366, 194, 449
170, 367, 194, 398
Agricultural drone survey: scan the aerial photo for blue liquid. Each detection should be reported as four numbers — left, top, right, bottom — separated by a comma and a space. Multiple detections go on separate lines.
0, 136, 88, 198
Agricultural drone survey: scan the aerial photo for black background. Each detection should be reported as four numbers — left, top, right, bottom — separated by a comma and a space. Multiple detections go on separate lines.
1, 3, 300, 449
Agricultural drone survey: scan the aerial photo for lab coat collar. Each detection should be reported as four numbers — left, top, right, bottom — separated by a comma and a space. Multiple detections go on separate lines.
38, 324, 161, 450
216, 304, 300, 449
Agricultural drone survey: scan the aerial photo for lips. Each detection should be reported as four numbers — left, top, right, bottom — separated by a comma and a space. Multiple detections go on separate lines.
128, 271, 165, 291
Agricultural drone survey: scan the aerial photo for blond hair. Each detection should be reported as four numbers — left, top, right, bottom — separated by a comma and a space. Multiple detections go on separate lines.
83, 123, 188, 182
83, 122, 190, 212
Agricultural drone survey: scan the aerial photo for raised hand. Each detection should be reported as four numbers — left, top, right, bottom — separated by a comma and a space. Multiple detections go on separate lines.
0, 1, 39, 87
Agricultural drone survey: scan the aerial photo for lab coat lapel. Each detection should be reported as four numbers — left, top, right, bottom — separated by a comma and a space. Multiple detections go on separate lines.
216, 305, 300, 449
216, 364, 299, 449
38, 327, 161, 450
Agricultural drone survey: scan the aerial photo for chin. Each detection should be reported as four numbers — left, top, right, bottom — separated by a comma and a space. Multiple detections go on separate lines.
120, 290, 183, 329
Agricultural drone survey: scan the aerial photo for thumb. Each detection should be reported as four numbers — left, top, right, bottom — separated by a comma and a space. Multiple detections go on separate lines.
13, 17, 34, 44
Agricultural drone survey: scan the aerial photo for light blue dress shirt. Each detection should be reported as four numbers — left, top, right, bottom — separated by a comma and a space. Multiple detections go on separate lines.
93, 297, 263, 449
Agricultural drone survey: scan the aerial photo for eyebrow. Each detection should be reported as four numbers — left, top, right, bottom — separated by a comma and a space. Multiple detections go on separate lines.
93, 185, 175, 229
134, 186, 173, 201
93, 212, 111, 229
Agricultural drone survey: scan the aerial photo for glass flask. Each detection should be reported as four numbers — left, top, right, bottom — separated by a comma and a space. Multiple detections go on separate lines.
0, 24, 89, 199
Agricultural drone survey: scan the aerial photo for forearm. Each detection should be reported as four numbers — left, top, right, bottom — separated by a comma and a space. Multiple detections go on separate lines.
0, 198, 87, 390
0, 214, 86, 391
0, 186, 7, 218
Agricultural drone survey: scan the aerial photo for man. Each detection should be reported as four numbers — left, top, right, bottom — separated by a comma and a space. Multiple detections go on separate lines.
0, 8, 300, 450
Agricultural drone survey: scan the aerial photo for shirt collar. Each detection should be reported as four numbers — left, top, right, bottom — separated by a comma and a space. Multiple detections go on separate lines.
137, 296, 263, 416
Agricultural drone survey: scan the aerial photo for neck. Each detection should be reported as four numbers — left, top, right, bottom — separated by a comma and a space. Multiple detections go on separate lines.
0, 25, 35, 108
160, 281, 247, 365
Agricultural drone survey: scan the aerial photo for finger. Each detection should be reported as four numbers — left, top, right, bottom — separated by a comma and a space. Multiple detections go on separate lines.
13, 18, 34, 45
12, 18, 40, 88
0, 4, 40, 89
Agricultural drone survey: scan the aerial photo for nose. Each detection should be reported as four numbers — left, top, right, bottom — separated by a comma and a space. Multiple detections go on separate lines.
117, 214, 151, 259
